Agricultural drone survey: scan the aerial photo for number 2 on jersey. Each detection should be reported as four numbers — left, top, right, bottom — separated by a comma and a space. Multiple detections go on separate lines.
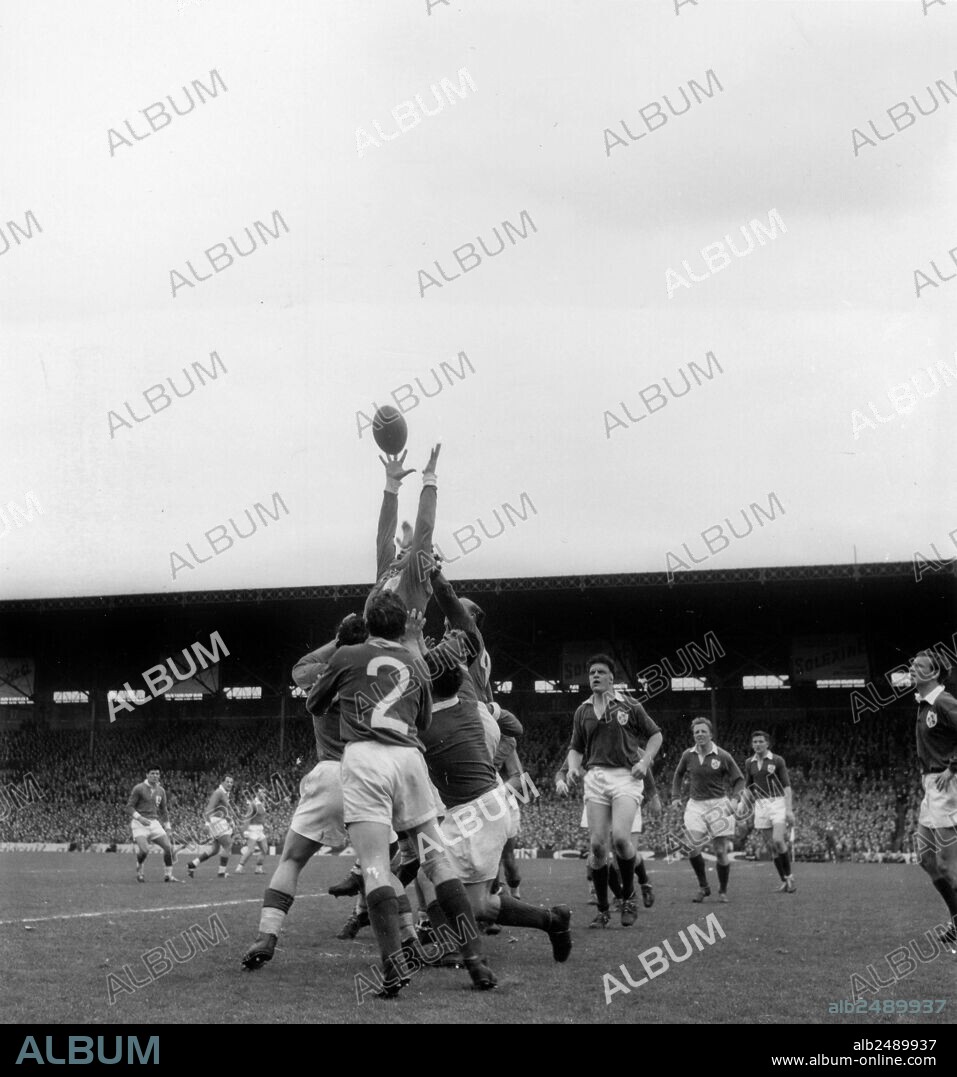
366, 656, 413, 734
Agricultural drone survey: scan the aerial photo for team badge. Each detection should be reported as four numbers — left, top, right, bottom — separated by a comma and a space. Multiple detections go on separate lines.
711, 758, 720, 769
926, 711, 937, 729
617, 709, 629, 726
154, 793, 162, 806
767, 764, 776, 774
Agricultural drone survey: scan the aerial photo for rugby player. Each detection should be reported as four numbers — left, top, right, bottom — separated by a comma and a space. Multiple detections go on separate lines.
565, 655, 662, 928
364, 445, 441, 618
743, 730, 795, 893
234, 794, 269, 874
493, 733, 524, 898
126, 768, 181, 883
407, 614, 571, 962
241, 613, 423, 970
307, 590, 495, 995
557, 751, 659, 909
187, 776, 236, 879
671, 717, 744, 903
909, 649, 957, 950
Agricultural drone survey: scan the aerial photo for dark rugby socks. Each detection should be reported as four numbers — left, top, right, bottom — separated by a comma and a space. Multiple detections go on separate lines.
617, 855, 636, 901
689, 854, 708, 888
494, 894, 550, 931
367, 885, 403, 965
716, 862, 730, 893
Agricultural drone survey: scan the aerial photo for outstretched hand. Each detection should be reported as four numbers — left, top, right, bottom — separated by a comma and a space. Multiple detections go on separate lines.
423, 443, 441, 481
381, 450, 416, 485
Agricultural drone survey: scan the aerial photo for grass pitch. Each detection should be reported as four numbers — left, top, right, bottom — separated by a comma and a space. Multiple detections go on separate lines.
1, 853, 953, 1025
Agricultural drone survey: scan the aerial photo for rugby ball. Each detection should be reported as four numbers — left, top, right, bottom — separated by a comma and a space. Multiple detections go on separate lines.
372, 406, 408, 455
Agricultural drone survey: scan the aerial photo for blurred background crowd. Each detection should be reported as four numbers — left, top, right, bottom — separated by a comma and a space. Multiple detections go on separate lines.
0, 710, 924, 862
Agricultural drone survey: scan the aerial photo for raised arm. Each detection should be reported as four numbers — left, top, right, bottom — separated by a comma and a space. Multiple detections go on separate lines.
375, 451, 414, 581
409, 443, 440, 560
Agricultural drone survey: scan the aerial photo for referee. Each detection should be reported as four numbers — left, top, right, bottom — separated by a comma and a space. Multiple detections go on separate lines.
910, 649, 957, 950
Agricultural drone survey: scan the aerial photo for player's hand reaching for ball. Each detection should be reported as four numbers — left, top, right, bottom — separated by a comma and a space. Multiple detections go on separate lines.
422, 443, 441, 485
381, 450, 415, 493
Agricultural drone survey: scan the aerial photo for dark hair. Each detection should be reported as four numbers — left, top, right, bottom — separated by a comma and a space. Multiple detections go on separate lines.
461, 598, 486, 630
914, 648, 951, 685
337, 613, 369, 647
751, 730, 770, 743
223, 775, 233, 783
691, 717, 712, 731
365, 591, 407, 640
429, 659, 465, 701
587, 654, 615, 676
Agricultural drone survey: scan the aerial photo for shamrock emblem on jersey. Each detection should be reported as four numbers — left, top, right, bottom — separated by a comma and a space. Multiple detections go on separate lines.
710, 758, 720, 769
926, 711, 938, 728
767, 764, 776, 774
616, 708, 629, 726
154, 793, 162, 807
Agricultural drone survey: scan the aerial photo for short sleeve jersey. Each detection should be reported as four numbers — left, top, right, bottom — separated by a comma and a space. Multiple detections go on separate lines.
569, 691, 661, 770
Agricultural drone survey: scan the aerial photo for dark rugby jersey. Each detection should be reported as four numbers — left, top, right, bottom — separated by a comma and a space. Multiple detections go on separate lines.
744, 752, 790, 798
420, 694, 497, 809
672, 744, 744, 801
915, 686, 957, 773
245, 798, 266, 825
308, 696, 346, 763
308, 638, 430, 750
569, 691, 661, 770
205, 785, 231, 821
127, 781, 168, 823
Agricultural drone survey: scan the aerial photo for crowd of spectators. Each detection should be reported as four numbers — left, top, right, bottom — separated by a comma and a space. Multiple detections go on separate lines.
0, 707, 926, 862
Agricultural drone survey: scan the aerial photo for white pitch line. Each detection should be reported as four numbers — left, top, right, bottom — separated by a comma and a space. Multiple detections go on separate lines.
0, 892, 329, 926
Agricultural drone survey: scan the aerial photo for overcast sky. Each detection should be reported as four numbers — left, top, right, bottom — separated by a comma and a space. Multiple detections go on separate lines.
2, 0, 955, 599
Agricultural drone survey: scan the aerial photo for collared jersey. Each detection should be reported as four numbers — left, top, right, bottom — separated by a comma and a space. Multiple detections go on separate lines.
743, 752, 790, 798
420, 694, 497, 809
127, 781, 168, 823
915, 685, 957, 773
308, 638, 430, 750
569, 691, 661, 770
673, 744, 744, 801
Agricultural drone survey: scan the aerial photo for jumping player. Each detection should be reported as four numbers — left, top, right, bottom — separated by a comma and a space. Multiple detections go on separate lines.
127, 768, 181, 883
187, 776, 236, 879
743, 730, 795, 893
565, 654, 663, 928
365, 445, 441, 618
671, 717, 744, 903
909, 649, 957, 950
